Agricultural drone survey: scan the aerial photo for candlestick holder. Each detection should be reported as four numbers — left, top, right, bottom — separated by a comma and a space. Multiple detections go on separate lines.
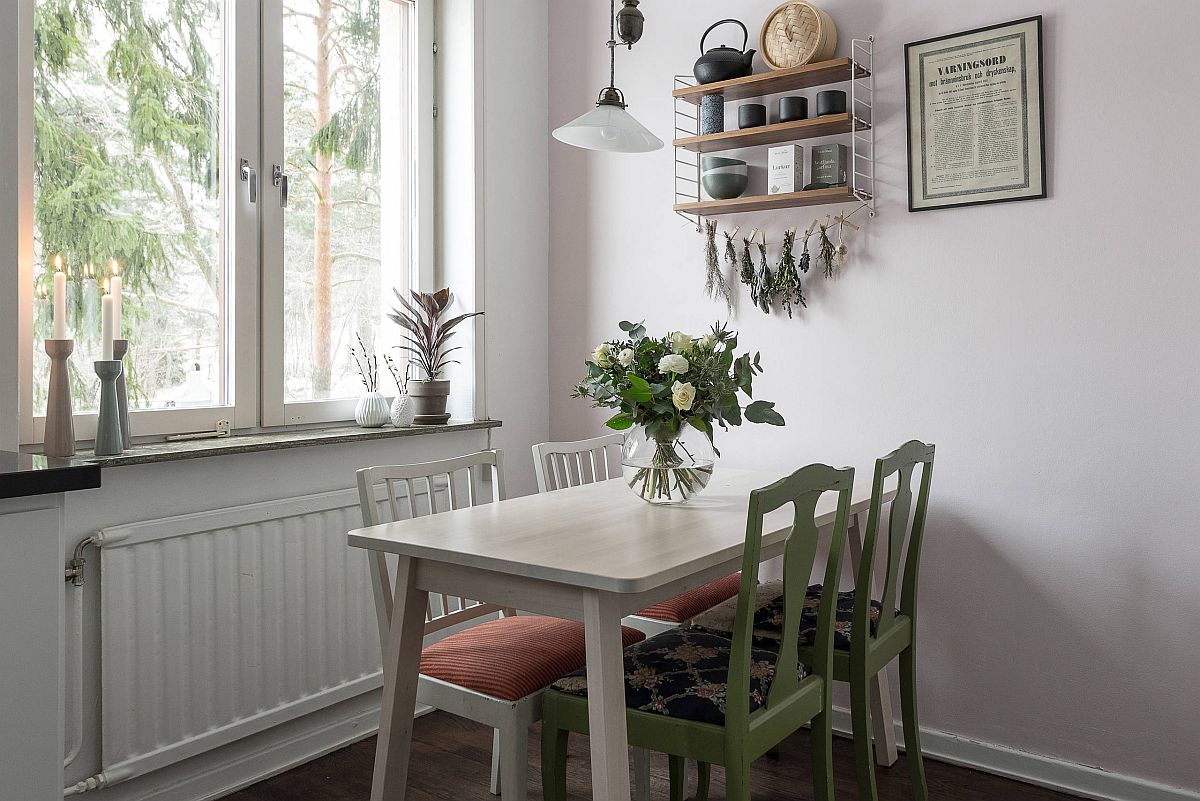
94, 360, 124, 457
112, 339, 131, 449
44, 339, 76, 458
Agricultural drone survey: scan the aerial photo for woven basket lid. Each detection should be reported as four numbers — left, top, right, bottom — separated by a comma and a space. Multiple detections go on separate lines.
760, 2, 837, 70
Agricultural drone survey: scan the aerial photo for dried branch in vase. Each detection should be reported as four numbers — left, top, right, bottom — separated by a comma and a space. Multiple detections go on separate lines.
384, 354, 408, 394
351, 333, 379, 393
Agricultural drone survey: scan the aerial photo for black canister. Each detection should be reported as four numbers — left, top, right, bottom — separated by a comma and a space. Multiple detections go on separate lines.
700, 94, 725, 135
738, 103, 767, 129
816, 90, 847, 117
778, 96, 808, 123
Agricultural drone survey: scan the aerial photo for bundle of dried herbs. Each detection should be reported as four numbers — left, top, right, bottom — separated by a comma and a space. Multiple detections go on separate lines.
703, 220, 733, 312
773, 227, 806, 318
738, 233, 757, 302
817, 222, 837, 278
754, 236, 773, 314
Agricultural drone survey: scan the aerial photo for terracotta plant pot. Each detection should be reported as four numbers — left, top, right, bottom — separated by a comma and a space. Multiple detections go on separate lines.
408, 380, 451, 425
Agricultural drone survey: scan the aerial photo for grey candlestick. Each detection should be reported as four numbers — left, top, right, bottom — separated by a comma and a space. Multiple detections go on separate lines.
94, 360, 124, 457
44, 339, 76, 458
113, 339, 131, 449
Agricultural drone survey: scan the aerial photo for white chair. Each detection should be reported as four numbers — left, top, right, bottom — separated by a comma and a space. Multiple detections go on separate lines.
533, 435, 744, 636
358, 450, 644, 800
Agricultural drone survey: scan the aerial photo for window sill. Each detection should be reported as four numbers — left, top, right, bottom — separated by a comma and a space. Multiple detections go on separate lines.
27, 419, 502, 469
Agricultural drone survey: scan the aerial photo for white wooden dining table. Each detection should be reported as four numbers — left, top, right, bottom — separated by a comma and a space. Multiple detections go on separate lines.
348, 467, 898, 801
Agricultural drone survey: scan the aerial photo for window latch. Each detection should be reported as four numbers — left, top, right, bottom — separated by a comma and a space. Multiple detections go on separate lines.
239, 159, 257, 204
272, 164, 289, 208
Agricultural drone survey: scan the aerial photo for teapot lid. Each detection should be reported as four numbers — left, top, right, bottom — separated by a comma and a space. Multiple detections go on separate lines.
700, 19, 750, 55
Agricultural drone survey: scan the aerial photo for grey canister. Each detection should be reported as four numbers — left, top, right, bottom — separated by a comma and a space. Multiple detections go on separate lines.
700, 94, 725, 135
738, 103, 767, 129
778, 96, 808, 123
816, 90, 847, 117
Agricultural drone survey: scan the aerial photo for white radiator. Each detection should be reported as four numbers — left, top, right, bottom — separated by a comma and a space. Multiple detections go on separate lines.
96, 488, 385, 785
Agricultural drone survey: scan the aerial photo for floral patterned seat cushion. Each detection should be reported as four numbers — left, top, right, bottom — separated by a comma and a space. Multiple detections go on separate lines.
691, 580, 882, 651
550, 628, 808, 727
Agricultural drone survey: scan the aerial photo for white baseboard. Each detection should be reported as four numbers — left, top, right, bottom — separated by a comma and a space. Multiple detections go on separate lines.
829, 708, 1200, 801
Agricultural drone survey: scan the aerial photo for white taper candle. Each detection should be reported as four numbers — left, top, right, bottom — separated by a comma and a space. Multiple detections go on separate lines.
109, 260, 122, 340
101, 293, 114, 361
52, 255, 67, 339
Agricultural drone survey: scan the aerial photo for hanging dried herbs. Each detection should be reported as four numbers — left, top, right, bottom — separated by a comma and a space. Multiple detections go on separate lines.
773, 227, 806, 318
703, 220, 733, 312
755, 237, 773, 314
817, 222, 837, 278
799, 221, 813, 275
738, 234, 757, 302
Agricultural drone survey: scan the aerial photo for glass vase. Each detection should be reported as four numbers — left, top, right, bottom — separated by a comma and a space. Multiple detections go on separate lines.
621, 422, 716, 505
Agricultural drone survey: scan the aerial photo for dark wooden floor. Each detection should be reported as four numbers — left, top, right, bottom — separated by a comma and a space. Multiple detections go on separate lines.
225, 711, 1077, 801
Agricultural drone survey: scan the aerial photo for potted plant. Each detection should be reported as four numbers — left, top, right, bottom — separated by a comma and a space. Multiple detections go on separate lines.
388, 288, 483, 425
573, 321, 785, 504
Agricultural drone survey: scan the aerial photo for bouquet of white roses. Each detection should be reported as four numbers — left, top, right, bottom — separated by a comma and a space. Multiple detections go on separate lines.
573, 322, 785, 501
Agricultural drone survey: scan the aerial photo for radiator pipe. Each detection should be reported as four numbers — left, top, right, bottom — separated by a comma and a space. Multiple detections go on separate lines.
63, 535, 96, 773
64, 772, 111, 796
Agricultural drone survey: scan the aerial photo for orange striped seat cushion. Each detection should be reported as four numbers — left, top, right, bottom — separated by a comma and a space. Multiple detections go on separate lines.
634, 572, 742, 623
419, 615, 646, 702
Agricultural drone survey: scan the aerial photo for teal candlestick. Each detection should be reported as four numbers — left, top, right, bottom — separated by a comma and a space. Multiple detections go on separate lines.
113, 339, 131, 449
94, 360, 124, 457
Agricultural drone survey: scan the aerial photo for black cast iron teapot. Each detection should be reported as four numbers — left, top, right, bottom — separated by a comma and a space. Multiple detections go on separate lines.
693, 19, 756, 85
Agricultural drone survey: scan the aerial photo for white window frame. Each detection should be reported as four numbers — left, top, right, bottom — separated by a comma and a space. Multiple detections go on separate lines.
15, 0, 434, 442
259, 0, 436, 427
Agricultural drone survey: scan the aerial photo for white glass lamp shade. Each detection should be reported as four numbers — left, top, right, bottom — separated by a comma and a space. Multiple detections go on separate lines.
553, 103, 663, 153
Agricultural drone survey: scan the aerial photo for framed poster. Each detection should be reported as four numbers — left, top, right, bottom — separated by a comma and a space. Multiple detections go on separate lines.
905, 16, 1046, 212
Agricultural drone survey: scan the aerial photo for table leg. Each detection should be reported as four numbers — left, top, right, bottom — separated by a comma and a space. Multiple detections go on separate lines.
582, 589, 633, 801
371, 555, 429, 801
847, 511, 899, 767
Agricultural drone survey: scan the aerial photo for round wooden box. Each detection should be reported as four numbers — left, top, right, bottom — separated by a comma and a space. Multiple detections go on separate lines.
759, 2, 838, 70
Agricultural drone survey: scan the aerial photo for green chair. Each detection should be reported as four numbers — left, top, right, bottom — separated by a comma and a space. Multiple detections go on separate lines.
541, 464, 856, 801
690, 440, 936, 801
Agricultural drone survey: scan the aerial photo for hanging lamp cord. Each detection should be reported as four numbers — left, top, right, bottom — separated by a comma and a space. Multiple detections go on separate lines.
608, 0, 617, 90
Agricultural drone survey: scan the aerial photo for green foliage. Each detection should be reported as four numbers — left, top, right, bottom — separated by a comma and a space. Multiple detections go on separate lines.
387, 288, 483, 381
573, 323, 786, 449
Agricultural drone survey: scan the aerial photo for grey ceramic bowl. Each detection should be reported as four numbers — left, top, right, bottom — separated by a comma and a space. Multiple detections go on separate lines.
701, 156, 749, 200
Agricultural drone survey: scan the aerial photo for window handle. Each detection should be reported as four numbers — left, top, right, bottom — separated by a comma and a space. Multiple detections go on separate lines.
239, 158, 257, 204
272, 164, 289, 208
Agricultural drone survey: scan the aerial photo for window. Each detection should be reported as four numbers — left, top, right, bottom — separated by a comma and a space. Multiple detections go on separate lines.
20, 0, 433, 443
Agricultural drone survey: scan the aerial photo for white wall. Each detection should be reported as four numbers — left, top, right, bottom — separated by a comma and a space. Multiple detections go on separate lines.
548, 0, 1200, 794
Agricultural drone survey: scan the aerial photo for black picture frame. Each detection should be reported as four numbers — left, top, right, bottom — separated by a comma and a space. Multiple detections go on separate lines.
904, 16, 1047, 212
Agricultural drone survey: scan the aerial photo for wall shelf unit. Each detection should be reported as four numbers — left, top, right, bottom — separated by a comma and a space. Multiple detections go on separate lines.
674, 113, 869, 154
673, 187, 864, 216
674, 38, 875, 226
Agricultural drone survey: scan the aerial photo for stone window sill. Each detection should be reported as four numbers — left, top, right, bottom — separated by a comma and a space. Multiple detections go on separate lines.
26, 419, 502, 468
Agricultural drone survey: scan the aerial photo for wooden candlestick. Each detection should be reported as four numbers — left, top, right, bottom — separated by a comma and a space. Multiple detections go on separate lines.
44, 339, 76, 458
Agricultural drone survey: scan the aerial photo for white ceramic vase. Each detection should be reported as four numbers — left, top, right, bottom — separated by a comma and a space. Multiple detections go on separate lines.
390, 394, 415, 428
355, 392, 390, 428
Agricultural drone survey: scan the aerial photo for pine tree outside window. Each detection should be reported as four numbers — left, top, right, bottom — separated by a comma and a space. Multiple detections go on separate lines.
19, 0, 432, 442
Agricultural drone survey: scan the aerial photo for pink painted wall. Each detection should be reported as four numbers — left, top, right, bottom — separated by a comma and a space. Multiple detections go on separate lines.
548, 0, 1200, 792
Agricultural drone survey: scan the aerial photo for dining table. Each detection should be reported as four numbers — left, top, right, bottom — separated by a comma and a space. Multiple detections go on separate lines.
348, 466, 898, 801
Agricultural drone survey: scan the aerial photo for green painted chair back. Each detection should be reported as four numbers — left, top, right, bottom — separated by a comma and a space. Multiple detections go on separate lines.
726, 463, 854, 738
856, 440, 936, 649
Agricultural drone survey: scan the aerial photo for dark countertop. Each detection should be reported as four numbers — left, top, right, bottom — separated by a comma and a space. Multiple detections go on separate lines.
0, 451, 102, 500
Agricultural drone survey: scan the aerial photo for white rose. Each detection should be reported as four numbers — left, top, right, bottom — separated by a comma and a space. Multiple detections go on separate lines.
618, 348, 636, 368
593, 343, 612, 367
658, 354, 690, 375
671, 381, 697, 412
668, 331, 694, 354
697, 333, 717, 351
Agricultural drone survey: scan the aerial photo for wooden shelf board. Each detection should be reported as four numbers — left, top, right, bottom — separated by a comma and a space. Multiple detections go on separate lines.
674, 113, 869, 153
673, 58, 870, 104
673, 187, 866, 215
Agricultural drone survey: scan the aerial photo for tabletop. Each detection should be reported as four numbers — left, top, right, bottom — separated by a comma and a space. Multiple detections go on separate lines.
348, 468, 887, 595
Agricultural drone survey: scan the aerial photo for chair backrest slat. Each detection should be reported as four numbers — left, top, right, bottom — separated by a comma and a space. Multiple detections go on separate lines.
724, 464, 854, 737
856, 441, 935, 644
356, 450, 506, 648
532, 433, 625, 493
